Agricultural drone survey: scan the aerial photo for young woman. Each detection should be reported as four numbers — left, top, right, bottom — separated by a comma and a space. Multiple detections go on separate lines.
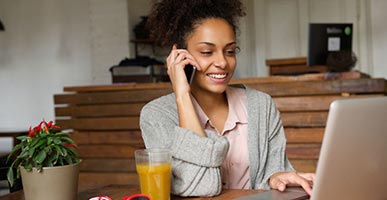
139, 0, 314, 197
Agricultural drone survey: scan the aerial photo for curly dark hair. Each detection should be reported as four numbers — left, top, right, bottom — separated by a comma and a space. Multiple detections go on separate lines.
147, 0, 246, 48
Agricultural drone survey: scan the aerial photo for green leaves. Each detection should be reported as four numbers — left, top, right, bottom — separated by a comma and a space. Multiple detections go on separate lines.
7, 166, 14, 187
6, 122, 79, 187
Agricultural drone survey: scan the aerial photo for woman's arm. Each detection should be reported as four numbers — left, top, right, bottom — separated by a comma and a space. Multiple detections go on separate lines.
250, 91, 314, 195
166, 45, 206, 136
246, 89, 295, 190
139, 97, 229, 196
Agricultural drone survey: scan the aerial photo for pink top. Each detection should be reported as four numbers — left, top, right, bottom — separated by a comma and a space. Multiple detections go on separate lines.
191, 87, 250, 189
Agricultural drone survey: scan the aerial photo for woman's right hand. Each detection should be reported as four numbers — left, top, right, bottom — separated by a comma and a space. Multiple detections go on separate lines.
165, 44, 201, 96
166, 45, 206, 137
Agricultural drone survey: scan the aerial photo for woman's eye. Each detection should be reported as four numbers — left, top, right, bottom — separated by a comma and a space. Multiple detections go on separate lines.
201, 51, 212, 55
225, 47, 240, 56
225, 50, 236, 55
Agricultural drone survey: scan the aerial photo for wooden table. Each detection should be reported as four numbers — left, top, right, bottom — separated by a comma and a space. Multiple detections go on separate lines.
0, 184, 263, 200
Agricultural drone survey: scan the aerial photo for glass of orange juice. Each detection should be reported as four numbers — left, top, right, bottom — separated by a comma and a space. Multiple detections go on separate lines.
135, 148, 172, 200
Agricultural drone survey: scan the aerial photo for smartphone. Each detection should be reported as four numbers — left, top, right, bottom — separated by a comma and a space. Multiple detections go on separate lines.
184, 64, 196, 84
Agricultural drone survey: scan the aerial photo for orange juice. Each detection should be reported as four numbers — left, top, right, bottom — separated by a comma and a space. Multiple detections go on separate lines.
136, 163, 171, 200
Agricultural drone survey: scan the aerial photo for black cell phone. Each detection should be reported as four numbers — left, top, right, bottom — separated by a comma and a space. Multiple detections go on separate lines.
184, 64, 196, 84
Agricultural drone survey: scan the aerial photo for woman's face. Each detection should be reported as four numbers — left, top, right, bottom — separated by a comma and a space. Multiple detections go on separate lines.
186, 18, 237, 95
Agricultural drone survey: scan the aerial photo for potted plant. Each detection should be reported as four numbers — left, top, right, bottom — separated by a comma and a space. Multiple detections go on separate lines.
6, 120, 81, 200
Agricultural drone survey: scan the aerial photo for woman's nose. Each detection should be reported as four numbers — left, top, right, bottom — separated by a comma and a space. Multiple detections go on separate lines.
213, 52, 227, 69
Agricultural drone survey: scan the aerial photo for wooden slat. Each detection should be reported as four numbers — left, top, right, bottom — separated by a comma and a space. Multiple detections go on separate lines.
273, 94, 384, 112
284, 128, 324, 143
274, 96, 333, 111
289, 159, 318, 173
80, 158, 136, 173
79, 172, 139, 191
286, 144, 321, 159
78, 144, 142, 158
270, 65, 327, 75
55, 103, 146, 117
230, 71, 362, 85
54, 89, 172, 105
70, 131, 143, 145
56, 117, 139, 130
246, 78, 386, 97
274, 94, 384, 112
65, 82, 172, 92
266, 57, 307, 66
281, 112, 328, 127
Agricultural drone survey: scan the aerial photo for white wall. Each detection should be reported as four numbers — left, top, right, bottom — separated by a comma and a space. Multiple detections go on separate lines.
0, 0, 93, 131
89, 0, 130, 84
127, 0, 154, 58
370, 0, 387, 78
0, 0, 129, 133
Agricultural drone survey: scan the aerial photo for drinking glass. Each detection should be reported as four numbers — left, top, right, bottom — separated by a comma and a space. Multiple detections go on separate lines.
135, 149, 172, 200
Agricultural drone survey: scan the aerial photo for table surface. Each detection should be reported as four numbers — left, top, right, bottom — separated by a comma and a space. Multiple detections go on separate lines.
0, 184, 263, 200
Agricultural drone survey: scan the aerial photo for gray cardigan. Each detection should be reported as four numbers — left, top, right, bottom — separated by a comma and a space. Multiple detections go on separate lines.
139, 85, 294, 197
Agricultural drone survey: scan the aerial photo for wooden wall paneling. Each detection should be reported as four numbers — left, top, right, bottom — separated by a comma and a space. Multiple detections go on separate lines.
54, 76, 386, 189
286, 144, 321, 160
55, 103, 145, 117
289, 159, 318, 172
78, 144, 140, 158
80, 158, 136, 173
70, 131, 143, 145
281, 111, 328, 127
246, 78, 386, 96
54, 89, 172, 105
273, 94, 383, 112
284, 128, 324, 144
56, 117, 139, 130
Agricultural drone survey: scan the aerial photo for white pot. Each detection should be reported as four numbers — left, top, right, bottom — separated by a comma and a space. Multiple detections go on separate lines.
20, 161, 81, 200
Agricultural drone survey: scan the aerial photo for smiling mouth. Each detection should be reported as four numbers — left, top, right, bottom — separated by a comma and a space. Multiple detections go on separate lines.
207, 73, 227, 79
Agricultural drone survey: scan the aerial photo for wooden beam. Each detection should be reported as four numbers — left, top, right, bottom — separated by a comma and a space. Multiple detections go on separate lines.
286, 144, 321, 159
289, 159, 318, 173
246, 78, 386, 97
80, 158, 136, 173
56, 117, 140, 130
54, 89, 172, 105
273, 94, 383, 112
70, 131, 143, 145
281, 112, 328, 127
55, 103, 146, 117
284, 128, 324, 143
77, 144, 142, 158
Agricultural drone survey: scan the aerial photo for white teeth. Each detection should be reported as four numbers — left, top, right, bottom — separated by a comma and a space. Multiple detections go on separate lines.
208, 74, 227, 79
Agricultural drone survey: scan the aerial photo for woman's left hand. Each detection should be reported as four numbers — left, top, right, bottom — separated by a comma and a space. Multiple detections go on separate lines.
269, 172, 315, 195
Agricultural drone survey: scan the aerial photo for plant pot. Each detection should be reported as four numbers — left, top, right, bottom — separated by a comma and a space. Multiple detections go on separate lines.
20, 161, 81, 200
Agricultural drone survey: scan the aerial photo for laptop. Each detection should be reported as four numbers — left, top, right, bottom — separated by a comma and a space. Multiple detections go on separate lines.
234, 96, 387, 200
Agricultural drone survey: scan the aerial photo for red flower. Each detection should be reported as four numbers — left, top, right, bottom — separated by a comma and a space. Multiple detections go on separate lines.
42, 122, 49, 133
47, 120, 61, 130
33, 126, 41, 133
28, 120, 62, 138
28, 126, 37, 138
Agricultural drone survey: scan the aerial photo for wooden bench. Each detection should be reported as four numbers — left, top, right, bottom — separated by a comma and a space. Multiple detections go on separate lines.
53, 71, 386, 190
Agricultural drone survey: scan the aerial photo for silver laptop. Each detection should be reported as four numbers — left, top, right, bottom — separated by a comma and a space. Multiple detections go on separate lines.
235, 96, 387, 200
